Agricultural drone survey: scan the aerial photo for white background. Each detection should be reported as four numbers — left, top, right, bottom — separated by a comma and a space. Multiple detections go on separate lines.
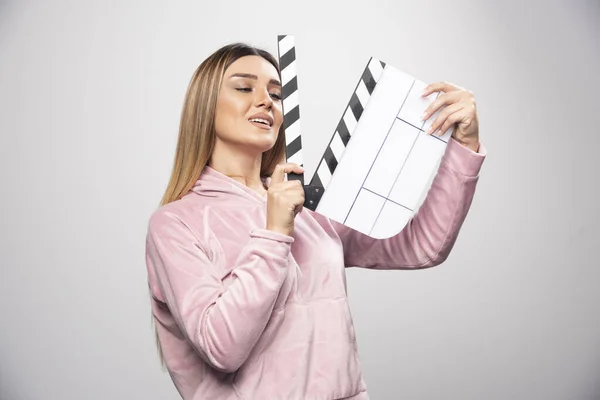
1, 0, 599, 398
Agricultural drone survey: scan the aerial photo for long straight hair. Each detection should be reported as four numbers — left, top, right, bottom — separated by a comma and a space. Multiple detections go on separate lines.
153, 43, 287, 367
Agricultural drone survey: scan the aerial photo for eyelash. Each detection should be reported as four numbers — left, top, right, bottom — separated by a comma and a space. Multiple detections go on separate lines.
236, 87, 282, 100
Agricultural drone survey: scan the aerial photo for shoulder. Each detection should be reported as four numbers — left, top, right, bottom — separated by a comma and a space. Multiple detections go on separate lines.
147, 196, 207, 242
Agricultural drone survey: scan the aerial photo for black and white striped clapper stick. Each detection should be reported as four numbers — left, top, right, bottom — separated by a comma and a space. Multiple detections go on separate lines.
306, 57, 386, 210
277, 34, 304, 184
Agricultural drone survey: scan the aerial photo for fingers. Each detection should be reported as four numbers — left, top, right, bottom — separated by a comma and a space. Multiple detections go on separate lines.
269, 180, 303, 192
421, 91, 462, 122
271, 163, 305, 185
438, 111, 464, 136
437, 107, 474, 137
426, 102, 463, 135
421, 81, 462, 98
419, 81, 479, 144
269, 179, 305, 211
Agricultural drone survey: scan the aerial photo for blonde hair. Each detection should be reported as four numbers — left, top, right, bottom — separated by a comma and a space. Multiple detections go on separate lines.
152, 43, 286, 367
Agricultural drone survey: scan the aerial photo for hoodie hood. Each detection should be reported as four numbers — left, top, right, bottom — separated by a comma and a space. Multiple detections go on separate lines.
188, 166, 270, 204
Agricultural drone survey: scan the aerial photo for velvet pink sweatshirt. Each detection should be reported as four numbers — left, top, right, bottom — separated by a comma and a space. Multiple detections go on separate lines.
145, 137, 486, 400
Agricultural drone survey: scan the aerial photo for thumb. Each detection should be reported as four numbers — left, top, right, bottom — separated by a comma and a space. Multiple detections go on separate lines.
270, 163, 304, 185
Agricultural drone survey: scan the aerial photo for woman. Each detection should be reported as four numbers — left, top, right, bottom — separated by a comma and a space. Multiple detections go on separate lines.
145, 42, 486, 400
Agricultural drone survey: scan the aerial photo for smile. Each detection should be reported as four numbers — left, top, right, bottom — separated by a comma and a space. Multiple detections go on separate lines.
248, 118, 272, 130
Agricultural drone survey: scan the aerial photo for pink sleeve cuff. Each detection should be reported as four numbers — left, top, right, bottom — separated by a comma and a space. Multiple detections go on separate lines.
442, 137, 487, 178
250, 229, 295, 244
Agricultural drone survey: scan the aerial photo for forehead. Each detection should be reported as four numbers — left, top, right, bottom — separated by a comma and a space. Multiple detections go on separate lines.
225, 55, 279, 80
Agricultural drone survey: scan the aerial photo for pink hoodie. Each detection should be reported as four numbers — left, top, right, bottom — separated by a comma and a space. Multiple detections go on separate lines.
145, 137, 486, 399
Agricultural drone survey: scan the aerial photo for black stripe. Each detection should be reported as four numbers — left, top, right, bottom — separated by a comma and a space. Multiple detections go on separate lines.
310, 169, 323, 187
380, 60, 386, 69
349, 93, 363, 121
278, 35, 286, 42
282, 76, 297, 100
287, 172, 303, 184
286, 134, 302, 158
279, 47, 295, 71
362, 67, 376, 94
337, 119, 350, 146
323, 146, 338, 174
284, 105, 300, 130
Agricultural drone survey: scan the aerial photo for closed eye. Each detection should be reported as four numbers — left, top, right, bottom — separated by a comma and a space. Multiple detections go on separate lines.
236, 87, 282, 101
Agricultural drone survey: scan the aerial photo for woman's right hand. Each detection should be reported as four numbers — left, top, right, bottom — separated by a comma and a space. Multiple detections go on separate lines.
266, 163, 305, 237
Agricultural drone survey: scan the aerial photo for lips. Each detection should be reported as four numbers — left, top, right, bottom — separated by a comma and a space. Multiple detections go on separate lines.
249, 120, 271, 130
248, 113, 274, 128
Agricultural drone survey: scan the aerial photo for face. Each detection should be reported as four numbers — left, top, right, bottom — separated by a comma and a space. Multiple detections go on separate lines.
214, 55, 283, 154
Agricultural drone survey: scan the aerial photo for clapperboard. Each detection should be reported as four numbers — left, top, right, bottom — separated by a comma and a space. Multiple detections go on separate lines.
277, 35, 455, 239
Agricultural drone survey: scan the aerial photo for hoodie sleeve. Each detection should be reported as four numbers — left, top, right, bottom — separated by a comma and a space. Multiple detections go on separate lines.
145, 211, 292, 373
332, 137, 486, 270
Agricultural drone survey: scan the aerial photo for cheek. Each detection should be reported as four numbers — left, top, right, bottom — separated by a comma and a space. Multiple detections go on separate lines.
215, 97, 242, 136
273, 105, 284, 128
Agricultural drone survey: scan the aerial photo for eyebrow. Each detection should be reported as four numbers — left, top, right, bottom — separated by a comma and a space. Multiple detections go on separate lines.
229, 73, 281, 87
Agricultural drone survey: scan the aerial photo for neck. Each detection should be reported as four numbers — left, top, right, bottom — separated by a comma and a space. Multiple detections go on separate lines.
208, 140, 266, 194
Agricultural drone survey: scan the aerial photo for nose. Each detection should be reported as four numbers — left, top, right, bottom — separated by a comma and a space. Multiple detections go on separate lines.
255, 87, 273, 109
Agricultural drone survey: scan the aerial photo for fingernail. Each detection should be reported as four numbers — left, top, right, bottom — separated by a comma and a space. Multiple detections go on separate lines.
427, 126, 433, 134
421, 112, 427, 121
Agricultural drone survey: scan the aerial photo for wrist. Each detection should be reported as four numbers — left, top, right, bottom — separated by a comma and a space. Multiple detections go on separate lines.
266, 225, 292, 237
458, 137, 479, 152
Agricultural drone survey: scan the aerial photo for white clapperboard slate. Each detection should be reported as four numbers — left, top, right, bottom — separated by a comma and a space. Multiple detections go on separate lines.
277, 35, 454, 239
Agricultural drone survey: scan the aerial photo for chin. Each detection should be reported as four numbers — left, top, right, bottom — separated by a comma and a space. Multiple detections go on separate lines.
253, 139, 277, 153
248, 132, 278, 152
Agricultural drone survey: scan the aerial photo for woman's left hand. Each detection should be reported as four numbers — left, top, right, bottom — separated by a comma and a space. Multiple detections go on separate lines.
421, 81, 480, 152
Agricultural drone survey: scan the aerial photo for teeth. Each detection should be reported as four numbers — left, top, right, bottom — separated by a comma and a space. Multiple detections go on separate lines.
249, 118, 270, 126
